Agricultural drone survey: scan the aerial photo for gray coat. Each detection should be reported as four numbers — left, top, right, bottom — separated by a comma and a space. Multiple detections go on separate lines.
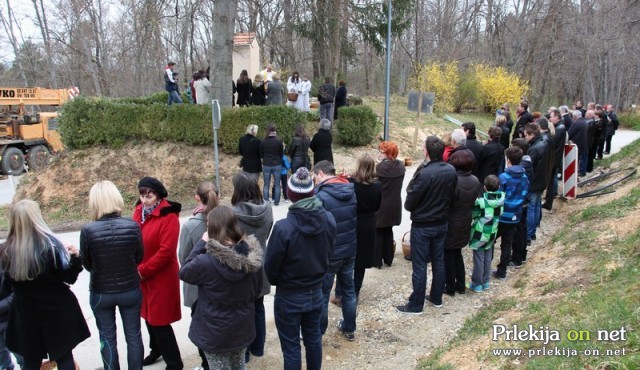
179, 212, 207, 307
266, 81, 286, 105
233, 200, 274, 296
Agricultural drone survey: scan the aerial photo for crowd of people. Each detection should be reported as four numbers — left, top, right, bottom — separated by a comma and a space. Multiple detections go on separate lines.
0, 97, 620, 369
166, 62, 350, 121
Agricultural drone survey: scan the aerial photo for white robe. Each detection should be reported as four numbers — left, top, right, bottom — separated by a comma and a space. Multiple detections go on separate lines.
299, 80, 311, 112
194, 78, 211, 104
287, 78, 304, 110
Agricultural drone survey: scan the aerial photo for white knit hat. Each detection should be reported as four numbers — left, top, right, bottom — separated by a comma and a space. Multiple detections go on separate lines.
287, 168, 315, 202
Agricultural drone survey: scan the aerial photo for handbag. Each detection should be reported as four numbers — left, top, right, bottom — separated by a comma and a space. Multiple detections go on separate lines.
287, 92, 299, 102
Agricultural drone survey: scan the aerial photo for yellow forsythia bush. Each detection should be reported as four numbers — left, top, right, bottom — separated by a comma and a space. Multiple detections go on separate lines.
411, 61, 460, 112
474, 64, 529, 112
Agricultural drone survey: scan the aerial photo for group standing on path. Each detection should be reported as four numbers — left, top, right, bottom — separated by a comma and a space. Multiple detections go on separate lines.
0, 96, 621, 369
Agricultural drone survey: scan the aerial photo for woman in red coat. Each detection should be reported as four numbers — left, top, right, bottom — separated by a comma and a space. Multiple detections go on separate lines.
133, 177, 183, 369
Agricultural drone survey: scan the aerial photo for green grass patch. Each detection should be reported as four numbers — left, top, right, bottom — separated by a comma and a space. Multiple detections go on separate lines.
572, 188, 640, 222
454, 298, 518, 341
599, 138, 640, 168
618, 112, 640, 130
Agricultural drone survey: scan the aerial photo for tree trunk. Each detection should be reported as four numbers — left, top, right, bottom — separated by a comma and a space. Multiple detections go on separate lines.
209, 0, 236, 107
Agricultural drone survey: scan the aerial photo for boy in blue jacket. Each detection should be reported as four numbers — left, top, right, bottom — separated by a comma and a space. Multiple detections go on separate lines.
494, 147, 529, 279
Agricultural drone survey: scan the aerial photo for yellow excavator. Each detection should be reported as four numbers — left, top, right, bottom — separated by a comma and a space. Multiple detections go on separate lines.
0, 87, 71, 175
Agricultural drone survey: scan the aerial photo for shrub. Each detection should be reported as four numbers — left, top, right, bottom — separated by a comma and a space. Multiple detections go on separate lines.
474, 64, 529, 112
59, 97, 309, 153
619, 113, 640, 130
411, 61, 460, 112
336, 105, 380, 146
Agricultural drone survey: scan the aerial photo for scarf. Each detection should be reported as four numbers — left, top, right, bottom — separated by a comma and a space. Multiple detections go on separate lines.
141, 200, 160, 224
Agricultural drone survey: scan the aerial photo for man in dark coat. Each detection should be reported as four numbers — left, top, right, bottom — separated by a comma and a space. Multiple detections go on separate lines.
334, 80, 347, 120
397, 136, 457, 313
478, 127, 504, 185
524, 123, 550, 244
317, 77, 336, 123
543, 110, 567, 210
585, 110, 598, 172
462, 122, 483, 178
313, 161, 358, 340
604, 105, 619, 155
238, 125, 262, 182
310, 119, 334, 165
514, 100, 533, 140
560, 105, 573, 131
568, 110, 588, 177
265, 167, 337, 370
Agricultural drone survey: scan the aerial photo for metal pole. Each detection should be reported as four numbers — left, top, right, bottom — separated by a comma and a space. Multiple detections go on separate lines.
211, 100, 221, 194
383, 0, 392, 141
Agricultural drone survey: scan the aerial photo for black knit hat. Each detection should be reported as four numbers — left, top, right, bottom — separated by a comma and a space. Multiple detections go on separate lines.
138, 177, 168, 199
287, 168, 315, 203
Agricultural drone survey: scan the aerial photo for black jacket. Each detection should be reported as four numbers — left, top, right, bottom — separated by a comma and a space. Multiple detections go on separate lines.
552, 123, 567, 170
80, 213, 144, 294
515, 111, 533, 139
260, 135, 284, 167
288, 135, 310, 172
465, 136, 484, 177
375, 159, 406, 228
527, 134, 551, 192
568, 117, 588, 154
236, 79, 252, 106
478, 139, 504, 185
310, 129, 334, 164
238, 134, 262, 173
318, 83, 336, 103
265, 197, 336, 294
444, 170, 482, 250
562, 113, 573, 131
250, 82, 266, 106
607, 112, 619, 135
404, 160, 458, 226
335, 86, 347, 108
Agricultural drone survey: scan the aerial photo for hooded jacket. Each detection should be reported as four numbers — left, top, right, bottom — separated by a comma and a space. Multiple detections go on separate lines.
375, 159, 406, 228
315, 177, 357, 259
180, 235, 263, 353
499, 165, 529, 224
178, 212, 206, 307
233, 200, 274, 297
265, 197, 336, 293
469, 191, 505, 250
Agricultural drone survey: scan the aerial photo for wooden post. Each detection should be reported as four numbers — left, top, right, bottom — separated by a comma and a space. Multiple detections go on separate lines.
413, 92, 423, 150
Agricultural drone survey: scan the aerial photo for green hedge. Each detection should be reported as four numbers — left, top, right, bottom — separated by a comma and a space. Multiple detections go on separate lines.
336, 105, 381, 146
59, 97, 309, 153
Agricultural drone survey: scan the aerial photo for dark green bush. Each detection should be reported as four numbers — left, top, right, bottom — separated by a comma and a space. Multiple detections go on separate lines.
335, 105, 381, 146
619, 113, 640, 130
59, 97, 309, 153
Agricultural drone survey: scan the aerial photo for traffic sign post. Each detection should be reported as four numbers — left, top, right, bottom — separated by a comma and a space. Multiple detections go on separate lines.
563, 143, 578, 199
211, 100, 221, 195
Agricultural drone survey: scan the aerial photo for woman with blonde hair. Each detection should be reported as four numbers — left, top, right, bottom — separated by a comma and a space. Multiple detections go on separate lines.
349, 153, 382, 298
1, 199, 90, 370
81, 180, 144, 369
251, 74, 266, 106
180, 206, 263, 369
178, 181, 218, 370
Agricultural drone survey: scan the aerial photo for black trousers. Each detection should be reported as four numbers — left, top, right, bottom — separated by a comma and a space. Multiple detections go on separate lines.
146, 321, 183, 370
605, 134, 614, 153
24, 353, 74, 370
191, 302, 210, 370
375, 227, 395, 267
597, 137, 606, 158
511, 207, 528, 264
587, 141, 598, 172
496, 223, 517, 276
443, 248, 465, 293
354, 267, 366, 298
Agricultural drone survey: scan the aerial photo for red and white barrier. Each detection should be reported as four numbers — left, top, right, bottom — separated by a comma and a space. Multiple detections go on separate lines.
68, 86, 80, 100
563, 144, 578, 199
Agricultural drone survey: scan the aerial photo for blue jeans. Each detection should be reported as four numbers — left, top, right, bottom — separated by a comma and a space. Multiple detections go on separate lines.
408, 223, 447, 309
90, 288, 144, 370
319, 103, 334, 124
579, 149, 588, 175
274, 289, 323, 370
262, 165, 282, 205
321, 256, 357, 333
167, 90, 183, 105
526, 192, 543, 241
